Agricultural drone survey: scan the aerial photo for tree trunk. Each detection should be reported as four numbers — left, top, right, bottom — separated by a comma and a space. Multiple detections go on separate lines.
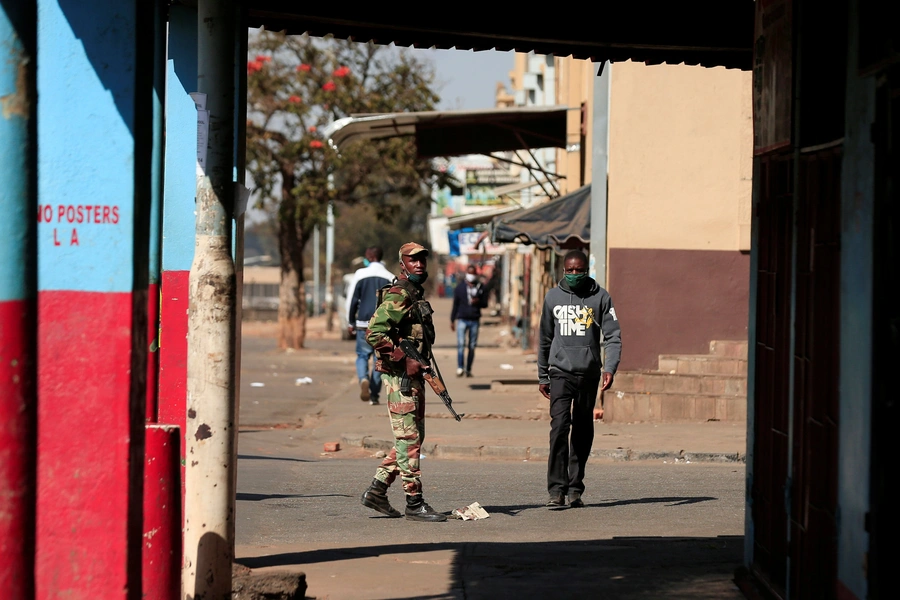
277, 177, 308, 349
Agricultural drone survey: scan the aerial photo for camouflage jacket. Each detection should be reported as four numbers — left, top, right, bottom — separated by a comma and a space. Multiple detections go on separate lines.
366, 278, 436, 376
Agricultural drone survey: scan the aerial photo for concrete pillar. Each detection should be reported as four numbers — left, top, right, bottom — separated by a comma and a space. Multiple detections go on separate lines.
589, 61, 610, 287
35, 1, 153, 597
0, 2, 37, 598
142, 424, 182, 600
147, 0, 167, 422
182, 0, 237, 597
159, 3, 198, 499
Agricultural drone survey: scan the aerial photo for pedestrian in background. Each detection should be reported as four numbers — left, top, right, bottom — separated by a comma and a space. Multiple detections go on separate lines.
537, 250, 622, 508
360, 242, 447, 522
345, 246, 393, 405
450, 264, 487, 377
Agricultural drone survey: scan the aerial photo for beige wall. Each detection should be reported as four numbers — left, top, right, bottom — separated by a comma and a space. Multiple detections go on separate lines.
607, 62, 752, 251
553, 57, 595, 194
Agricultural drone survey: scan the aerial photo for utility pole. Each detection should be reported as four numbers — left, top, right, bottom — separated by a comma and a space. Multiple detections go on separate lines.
313, 224, 320, 316
183, 0, 237, 598
325, 201, 334, 331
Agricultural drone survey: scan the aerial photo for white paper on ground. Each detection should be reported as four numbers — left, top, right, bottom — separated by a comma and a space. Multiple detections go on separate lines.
452, 502, 490, 520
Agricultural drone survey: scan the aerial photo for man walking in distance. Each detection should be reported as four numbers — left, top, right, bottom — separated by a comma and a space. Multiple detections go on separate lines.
538, 250, 622, 508
346, 246, 394, 405
450, 263, 487, 377
360, 242, 447, 522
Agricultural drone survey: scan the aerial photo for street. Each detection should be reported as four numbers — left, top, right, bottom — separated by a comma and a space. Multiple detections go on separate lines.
235, 456, 744, 599
234, 305, 747, 599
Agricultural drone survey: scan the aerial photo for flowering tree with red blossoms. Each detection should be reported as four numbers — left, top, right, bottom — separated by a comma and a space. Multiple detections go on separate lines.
247, 31, 447, 349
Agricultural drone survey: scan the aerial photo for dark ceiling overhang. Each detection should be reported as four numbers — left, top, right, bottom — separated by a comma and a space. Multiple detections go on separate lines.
492, 184, 592, 249
324, 106, 568, 158
248, 3, 754, 71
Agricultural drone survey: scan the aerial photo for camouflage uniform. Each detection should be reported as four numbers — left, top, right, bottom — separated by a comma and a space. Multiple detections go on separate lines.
366, 272, 435, 496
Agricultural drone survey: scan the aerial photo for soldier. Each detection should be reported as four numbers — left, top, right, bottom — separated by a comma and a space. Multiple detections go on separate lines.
359, 242, 447, 522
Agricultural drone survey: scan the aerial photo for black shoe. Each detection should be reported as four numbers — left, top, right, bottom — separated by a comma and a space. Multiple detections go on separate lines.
465, 371, 473, 378
405, 495, 447, 522
361, 479, 401, 517
369, 397, 380, 406
568, 493, 584, 508
546, 493, 566, 507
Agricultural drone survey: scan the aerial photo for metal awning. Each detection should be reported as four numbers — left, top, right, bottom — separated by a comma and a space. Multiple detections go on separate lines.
492, 184, 592, 249
248, 3, 754, 70
445, 205, 522, 231
323, 106, 568, 158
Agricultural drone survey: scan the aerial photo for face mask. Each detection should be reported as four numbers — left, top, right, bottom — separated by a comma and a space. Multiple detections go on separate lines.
362, 259, 370, 267
465, 273, 477, 283
565, 273, 588, 288
408, 272, 428, 285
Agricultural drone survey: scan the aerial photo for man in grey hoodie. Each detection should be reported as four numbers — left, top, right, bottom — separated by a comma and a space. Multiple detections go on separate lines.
538, 250, 622, 508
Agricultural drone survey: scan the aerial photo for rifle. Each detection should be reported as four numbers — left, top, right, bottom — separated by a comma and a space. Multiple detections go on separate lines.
398, 339, 463, 421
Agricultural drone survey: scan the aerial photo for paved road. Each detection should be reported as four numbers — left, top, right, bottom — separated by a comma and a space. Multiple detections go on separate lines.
235, 308, 748, 598
235, 454, 745, 599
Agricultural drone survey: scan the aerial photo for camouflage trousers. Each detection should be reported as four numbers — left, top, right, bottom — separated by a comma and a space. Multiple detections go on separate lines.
373, 373, 426, 496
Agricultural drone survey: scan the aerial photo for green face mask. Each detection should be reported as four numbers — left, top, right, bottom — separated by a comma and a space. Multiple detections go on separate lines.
408, 272, 428, 285
564, 273, 588, 288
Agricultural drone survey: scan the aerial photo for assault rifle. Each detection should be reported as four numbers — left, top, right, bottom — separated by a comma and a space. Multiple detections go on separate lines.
398, 339, 463, 422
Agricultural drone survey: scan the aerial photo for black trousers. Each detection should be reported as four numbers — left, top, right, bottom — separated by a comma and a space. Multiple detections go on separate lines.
547, 370, 600, 496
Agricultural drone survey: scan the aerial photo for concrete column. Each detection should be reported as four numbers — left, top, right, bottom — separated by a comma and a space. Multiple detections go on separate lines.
147, 0, 167, 421
0, 2, 37, 598
142, 424, 182, 600
589, 61, 611, 287
159, 3, 198, 502
837, 1, 875, 596
182, 0, 237, 597
35, 1, 153, 597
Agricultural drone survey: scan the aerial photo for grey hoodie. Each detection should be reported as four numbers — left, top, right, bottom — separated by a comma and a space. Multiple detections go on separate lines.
537, 278, 622, 384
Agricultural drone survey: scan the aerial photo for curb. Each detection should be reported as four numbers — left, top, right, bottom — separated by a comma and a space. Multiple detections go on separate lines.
340, 435, 746, 464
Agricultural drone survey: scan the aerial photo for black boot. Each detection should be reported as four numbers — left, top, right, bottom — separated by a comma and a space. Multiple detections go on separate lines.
405, 494, 447, 522
361, 479, 401, 518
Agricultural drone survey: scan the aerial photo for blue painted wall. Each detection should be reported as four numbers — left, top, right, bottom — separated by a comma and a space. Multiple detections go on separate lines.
162, 4, 198, 273
837, 2, 874, 596
37, 0, 137, 293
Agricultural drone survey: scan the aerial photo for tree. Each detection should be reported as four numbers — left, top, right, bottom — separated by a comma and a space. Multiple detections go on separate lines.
246, 31, 447, 348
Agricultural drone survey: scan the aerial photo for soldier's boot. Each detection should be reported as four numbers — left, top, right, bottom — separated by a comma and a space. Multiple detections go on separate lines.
405, 494, 447, 522
361, 479, 401, 518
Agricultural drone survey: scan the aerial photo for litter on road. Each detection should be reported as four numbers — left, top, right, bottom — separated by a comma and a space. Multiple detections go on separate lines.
295, 377, 313, 385
250, 382, 265, 387
451, 502, 490, 520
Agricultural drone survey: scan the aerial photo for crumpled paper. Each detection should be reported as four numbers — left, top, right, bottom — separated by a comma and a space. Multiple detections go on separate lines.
451, 502, 490, 520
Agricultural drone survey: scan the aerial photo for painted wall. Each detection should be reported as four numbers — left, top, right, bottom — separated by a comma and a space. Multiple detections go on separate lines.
836, 3, 874, 596
553, 57, 595, 193
607, 62, 753, 252
609, 248, 749, 370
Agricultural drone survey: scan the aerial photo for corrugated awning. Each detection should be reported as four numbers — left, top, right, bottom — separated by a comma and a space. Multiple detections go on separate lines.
492, 184, 592, 249
248, 3, 754, 70
323, 106, 568, 158
446, 205, 522, 231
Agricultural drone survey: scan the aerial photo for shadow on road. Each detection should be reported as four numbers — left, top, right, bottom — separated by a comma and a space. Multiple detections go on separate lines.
237, 492, 352, 502
482, 496, 716, 516
237, 536, 744, 598
237, 454, 312, 463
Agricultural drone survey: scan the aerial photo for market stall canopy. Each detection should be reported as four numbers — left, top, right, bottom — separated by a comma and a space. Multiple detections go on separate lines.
492, 184, 592, 249
323, 106, 569, 158
248, 2, 754, 70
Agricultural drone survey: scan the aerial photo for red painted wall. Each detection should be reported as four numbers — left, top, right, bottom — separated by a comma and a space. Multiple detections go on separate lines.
608, 248, 750, 371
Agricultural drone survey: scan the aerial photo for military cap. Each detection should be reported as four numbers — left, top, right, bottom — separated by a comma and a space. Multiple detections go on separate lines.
398, 242, 429, 262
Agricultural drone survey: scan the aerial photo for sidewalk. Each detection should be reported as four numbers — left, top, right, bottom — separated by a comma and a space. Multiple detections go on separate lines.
275, 297, 747, 464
